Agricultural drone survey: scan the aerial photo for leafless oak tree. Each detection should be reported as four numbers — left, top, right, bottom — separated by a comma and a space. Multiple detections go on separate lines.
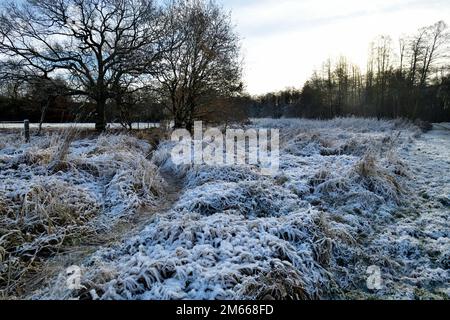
153, 0, 242, 131
0, 0, 165, 131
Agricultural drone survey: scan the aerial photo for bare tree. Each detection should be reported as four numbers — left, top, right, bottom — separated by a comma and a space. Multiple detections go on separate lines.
399, 36, 407, 75
0, 61, 27, 100
408, 28, 427, 87
0, 0, 165, 131
401, 21, 449, 117
153, 0, 242, 131
334, 56, 349, 115
324, 58, 334, 118
418, 21, 449, 87
372, 35, 393, 118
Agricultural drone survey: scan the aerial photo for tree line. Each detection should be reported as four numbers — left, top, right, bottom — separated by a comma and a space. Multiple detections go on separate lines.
249, 21, 450, 123
0, 0, 242, 131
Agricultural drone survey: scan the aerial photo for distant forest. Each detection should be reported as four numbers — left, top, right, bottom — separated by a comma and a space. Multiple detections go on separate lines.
1, 17, 449, 125
249, 20, 450, 123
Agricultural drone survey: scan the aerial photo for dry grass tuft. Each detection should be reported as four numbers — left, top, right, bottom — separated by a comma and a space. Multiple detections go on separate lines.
0, 179, 100, 296
47, 127, 79, 172
241, 260, 312, 300
353, 153, 403, 203
0, 129, 166, 298
132, 128, 171, 149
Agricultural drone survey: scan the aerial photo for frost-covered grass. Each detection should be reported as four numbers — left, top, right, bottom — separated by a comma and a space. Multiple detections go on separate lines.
3, 117, 449, 300
0, 130, 166, 297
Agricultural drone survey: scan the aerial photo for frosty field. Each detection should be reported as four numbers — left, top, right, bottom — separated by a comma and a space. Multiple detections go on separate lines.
0, 118, 449, 300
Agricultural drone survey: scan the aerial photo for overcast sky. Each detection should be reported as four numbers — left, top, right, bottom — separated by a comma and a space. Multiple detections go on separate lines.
220, 0, 450, 95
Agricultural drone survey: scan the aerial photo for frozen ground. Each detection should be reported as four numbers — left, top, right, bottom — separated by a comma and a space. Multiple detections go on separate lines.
0, 118, 449, 299
0, 129, 167, 296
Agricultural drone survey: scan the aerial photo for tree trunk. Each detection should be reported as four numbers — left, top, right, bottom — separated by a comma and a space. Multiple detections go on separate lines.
173, 108, 184, 129
185, 120, 193, 133
95, 98, 107, 131
173, 117, 184, 129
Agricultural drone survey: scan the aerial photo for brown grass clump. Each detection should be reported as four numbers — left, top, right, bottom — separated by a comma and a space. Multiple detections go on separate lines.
0, 180, 100, 296
47, 127, 80, 172
312, 213, 356, 267
309, 169, 331, 187
132, 128, 170, 149
355, 153, 377, 178
241, 260, 312, 300
353, 153, 403, 203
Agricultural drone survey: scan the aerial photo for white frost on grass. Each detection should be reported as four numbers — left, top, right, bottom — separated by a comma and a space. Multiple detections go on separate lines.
0, 133, 164, 219
77, 208, 332, 299
0, 131, 166, 295
27, 118, 450, 300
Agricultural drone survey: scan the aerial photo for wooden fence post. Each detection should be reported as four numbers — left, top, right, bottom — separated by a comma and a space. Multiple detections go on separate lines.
24, 119, 30, 143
